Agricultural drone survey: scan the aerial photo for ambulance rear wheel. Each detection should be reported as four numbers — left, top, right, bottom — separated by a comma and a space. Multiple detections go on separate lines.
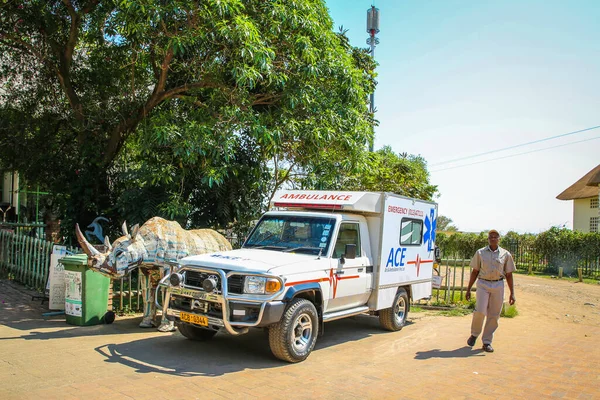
268, 298, 319, 363
379, 288, 409, 331
178, 323, 217, 341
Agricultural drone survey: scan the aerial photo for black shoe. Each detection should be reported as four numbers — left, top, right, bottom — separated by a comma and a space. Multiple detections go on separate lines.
467, 335, 477, 347
483, 344, 494, 352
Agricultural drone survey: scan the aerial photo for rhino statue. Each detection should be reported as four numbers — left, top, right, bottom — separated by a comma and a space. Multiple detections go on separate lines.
75, 217, 232, 331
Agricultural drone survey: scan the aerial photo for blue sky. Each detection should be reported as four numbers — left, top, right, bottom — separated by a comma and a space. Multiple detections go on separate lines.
325, 0, 600, 233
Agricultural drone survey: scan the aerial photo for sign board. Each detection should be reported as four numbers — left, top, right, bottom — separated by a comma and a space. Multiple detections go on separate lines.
64, 270, 82, 317
47, 245, 67, 310
432, 275, 442, 289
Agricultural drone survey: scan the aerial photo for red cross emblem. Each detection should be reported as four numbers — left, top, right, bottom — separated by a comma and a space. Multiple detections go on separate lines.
414, 254, 422, 276
407, 254, 434, 277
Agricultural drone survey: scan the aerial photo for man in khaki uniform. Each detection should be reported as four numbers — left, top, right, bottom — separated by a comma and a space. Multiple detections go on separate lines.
465, 229, 516, 352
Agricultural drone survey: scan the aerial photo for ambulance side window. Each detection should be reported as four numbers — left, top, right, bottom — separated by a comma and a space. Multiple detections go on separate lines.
333, 223, 361, 258
400, 218, 423, 246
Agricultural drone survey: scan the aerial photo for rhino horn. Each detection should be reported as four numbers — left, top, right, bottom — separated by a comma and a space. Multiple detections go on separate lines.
75, 223, 101, 257
104, 235, 112, 251
121, 221, 129, 237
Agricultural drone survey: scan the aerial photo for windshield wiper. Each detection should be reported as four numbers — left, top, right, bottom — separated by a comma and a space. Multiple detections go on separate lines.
251, 245, 287, 251
283, 246, 322, 254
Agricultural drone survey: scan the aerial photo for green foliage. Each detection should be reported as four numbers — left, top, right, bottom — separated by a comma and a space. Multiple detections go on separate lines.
436, 215, 458, 232
429, 289, 476, 308
0, 0, 376, 235
302, 146, 438, 201
437, 231, 488, 259
437, 227, 600, 278
438, 308, 472, 317
534, 227, 600, 262
501, 304, 518, 318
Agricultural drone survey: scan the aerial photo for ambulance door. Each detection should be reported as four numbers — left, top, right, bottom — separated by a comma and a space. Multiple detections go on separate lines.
326, 221, 371, 312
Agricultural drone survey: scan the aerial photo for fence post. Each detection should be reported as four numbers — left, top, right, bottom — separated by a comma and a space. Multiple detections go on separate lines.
460, 257, 465, 301
558, 267, 563, 279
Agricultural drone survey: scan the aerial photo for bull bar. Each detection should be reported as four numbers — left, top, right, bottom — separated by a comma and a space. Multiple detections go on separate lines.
156, 263, 285, 336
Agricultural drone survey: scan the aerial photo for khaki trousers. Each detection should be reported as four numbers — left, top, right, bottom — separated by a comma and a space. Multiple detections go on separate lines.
470, 278, 504, 345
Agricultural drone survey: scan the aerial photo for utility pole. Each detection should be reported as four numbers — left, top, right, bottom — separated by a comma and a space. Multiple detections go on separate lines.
366, 5, 380, 152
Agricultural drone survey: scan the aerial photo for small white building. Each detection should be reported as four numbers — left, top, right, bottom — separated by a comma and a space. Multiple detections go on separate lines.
557, 164, 600, 233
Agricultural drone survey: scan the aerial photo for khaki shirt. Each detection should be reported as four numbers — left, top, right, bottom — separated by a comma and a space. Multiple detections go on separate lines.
470, 246, 516, 280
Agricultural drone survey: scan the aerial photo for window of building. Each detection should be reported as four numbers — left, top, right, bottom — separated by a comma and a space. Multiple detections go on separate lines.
400, 218, 423, 246
591, 197, 599, 209
591, 217, 599, 233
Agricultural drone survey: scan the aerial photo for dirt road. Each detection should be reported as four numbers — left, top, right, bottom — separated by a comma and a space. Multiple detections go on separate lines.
0, 274, 598, 399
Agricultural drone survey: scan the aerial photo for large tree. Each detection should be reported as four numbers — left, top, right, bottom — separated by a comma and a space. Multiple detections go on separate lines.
300, 146, 438, 201
0, 0, 374, 233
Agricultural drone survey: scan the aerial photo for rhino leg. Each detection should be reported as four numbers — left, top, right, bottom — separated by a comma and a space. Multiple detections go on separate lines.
157, 285, 176, 332
138, 269, 157, 328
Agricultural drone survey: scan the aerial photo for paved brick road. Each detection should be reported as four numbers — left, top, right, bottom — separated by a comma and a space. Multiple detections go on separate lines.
0, 277, 599, 399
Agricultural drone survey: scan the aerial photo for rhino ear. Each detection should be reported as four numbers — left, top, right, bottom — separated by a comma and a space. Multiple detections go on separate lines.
104, 236, 112, 251
121, 221, 129, 237
131, 224, 140, 241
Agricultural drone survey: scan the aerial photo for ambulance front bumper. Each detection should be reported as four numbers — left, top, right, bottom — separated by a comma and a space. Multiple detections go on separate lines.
158, 266, 285, 335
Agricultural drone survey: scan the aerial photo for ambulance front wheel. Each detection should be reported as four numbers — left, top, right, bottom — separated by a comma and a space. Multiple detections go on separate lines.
268, 298, 319, 363
379, 288, 409, 331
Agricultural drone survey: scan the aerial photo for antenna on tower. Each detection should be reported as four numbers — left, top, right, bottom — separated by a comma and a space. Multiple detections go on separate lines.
366, 5, 380, 152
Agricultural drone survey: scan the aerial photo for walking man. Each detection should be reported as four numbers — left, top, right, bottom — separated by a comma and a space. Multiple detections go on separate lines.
466, 229, 516, 352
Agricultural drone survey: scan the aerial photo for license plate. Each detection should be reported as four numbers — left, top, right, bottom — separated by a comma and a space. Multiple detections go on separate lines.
180, 311, 208, 326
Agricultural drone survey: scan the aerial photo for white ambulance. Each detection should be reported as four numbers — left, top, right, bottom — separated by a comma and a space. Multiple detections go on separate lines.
161, 190, 439, 362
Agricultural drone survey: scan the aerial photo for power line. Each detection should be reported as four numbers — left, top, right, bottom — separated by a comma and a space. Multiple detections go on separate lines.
430, 135, 600, 173
430, 125, 600, 167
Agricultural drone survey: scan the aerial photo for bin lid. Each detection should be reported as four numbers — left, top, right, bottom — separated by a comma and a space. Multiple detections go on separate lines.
59, 253, 89, 266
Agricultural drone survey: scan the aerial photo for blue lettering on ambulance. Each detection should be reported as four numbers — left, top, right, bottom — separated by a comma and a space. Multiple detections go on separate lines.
386, 247, 407, 267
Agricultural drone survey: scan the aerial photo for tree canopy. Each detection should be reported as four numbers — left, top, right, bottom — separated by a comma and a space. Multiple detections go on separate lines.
0, 0, 375, 232
437, 215, 458, 232
0, 0, 439, 242
300, 146, 438, 201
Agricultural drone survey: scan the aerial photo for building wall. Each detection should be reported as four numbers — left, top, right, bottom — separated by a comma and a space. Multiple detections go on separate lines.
573, 196, 599, 232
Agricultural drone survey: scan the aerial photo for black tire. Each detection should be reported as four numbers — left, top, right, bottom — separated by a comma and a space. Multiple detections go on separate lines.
103, 311, 115, 325
268, 298, 319, 363
379, 288, 409, 332
178, 323, 218, 341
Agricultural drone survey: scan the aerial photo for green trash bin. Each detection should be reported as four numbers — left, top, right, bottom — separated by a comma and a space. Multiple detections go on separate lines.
61, 254, 111, 326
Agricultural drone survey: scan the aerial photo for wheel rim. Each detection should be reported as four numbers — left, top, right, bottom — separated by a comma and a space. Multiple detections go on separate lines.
394, 296, 406, 325
292, 313, 313, 352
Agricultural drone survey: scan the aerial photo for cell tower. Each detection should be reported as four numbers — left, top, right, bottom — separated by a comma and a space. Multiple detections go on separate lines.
366, 5, 380, 152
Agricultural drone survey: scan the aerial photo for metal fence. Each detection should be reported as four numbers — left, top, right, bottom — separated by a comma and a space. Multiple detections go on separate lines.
428, 254, 472, 305
504, 241, 600, 279
0, 230, 77, 290
0, 222, 46, 239
3, 228, 598, 310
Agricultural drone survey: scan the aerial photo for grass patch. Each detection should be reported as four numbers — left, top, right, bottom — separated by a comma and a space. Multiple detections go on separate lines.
501, 304, 518, 318
429, 289, 476, 309
411, 306, 424, 313
438, 308, 472, 317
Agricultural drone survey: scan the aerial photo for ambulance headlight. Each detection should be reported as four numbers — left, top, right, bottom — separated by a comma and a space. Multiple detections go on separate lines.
244, 276, 266, 294
243, 276, 282, 294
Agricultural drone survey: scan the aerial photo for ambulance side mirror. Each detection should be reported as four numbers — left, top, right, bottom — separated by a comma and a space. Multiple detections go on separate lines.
434, 246, 441, 263
344, 244, 356, 260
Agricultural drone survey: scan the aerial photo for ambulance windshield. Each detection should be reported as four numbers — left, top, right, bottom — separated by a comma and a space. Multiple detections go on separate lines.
244, 215, 337, 255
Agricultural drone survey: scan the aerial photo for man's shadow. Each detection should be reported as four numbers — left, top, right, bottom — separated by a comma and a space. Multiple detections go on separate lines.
415, 346, 484, 360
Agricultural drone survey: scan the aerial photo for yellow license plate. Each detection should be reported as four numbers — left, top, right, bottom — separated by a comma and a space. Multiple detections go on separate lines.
180, 311, 208, 326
